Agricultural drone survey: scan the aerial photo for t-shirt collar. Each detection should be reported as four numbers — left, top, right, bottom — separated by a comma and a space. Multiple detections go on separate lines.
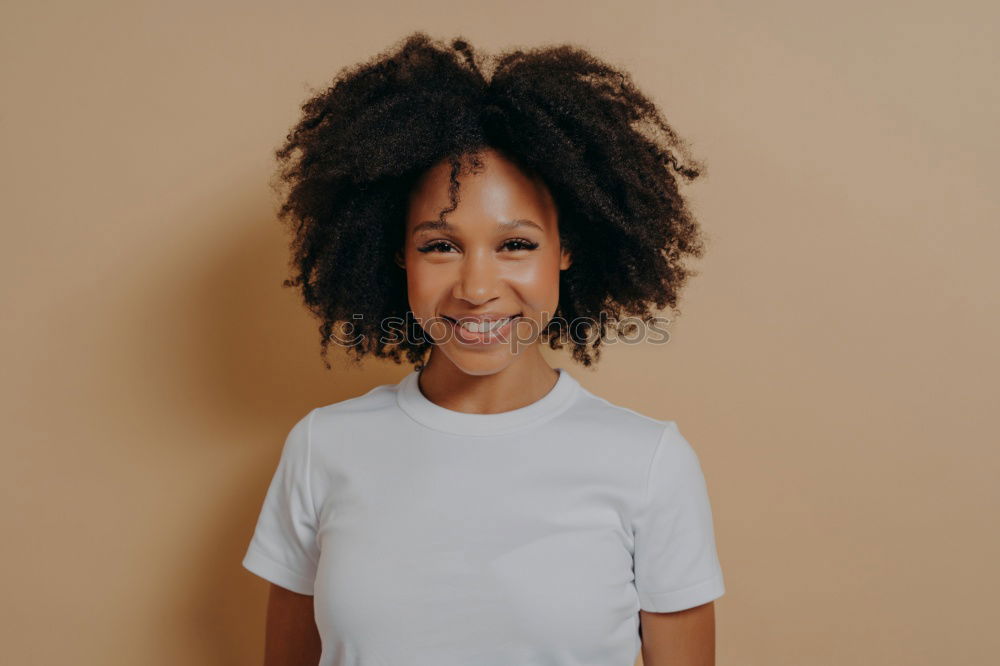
396, 367, 580, 437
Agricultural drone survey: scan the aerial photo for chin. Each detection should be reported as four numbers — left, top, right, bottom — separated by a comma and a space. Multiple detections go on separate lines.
443, 351, 518, 377
435, 344, 526, 377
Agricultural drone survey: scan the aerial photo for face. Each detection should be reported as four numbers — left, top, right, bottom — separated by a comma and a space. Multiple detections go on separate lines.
397, 148, 572, 377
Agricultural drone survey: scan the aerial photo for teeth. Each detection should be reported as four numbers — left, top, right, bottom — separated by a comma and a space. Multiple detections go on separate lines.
459, 317, 512, 333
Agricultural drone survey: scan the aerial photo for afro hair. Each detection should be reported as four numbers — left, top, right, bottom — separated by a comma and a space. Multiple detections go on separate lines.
271, 31, 707, 370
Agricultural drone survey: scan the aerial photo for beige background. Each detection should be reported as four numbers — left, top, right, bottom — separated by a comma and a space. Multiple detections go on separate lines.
2, 1, 997, 664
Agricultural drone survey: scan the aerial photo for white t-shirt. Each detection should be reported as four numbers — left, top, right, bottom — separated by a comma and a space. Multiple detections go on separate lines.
242, 367, 725, 666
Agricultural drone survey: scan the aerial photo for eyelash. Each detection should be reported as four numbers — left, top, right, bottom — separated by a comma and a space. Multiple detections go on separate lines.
416, 238, 540, 254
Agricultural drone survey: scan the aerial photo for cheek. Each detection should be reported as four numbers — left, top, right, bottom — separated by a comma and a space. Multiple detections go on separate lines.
509, 255, 562, 311
405, 262, 444, 311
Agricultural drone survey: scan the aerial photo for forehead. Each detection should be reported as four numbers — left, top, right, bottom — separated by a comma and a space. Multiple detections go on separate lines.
406, 149, 557, 233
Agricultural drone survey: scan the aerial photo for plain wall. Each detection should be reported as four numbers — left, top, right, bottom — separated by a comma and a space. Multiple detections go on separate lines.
1, 1, 997, 664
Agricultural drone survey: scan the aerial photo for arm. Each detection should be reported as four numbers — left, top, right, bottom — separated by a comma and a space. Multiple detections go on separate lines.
263, 583, 322, 666
639, 600, 716, 666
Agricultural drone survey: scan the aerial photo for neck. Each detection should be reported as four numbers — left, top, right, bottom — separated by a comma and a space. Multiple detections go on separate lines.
417, 349, 559, 415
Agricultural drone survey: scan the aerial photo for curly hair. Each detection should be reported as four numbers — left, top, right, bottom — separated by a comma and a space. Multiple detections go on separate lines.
271, 31, 707, 371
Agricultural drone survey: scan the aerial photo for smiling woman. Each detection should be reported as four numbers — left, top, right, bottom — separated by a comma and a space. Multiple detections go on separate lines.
270, 31, 706, 374
396, 147, 572, 382
242, 31, 724, 666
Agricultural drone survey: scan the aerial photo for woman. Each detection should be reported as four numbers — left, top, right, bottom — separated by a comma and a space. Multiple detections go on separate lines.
243, 32, 724, 666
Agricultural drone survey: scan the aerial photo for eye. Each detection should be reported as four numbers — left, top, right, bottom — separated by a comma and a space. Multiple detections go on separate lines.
416, 240, 457, 254
502, 238, 539, 252
416, 238, 539, 254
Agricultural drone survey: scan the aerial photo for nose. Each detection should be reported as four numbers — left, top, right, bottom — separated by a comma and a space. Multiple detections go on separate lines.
452, 247, 500, 305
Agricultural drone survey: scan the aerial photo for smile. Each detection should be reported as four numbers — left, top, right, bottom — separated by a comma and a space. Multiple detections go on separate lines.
442, 314, 522, 345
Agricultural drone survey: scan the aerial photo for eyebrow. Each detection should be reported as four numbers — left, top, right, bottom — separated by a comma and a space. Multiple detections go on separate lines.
411, 218, 544, 236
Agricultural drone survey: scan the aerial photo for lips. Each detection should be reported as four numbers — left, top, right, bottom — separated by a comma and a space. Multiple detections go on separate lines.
461, 317, 513, 333
443, 313, 522, 322
442, 314, 522, 343
443, 313, 522, 330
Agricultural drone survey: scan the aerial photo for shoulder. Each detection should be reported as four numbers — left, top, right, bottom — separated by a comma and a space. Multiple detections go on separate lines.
316, 379, 400, 414
309, 380, 400, 425
564, 382, 675, 456
567, 385, 703, 466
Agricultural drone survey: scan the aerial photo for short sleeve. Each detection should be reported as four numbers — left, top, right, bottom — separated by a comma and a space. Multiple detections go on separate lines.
242, 409, 320, 595
632, 421, 725, 612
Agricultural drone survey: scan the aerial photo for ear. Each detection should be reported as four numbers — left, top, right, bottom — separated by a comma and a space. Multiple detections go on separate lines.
559, 246, 572, 271
394, 248, 406, 269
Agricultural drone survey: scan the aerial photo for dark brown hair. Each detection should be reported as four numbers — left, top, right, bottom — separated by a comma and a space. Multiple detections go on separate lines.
272, 32, 707, 370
